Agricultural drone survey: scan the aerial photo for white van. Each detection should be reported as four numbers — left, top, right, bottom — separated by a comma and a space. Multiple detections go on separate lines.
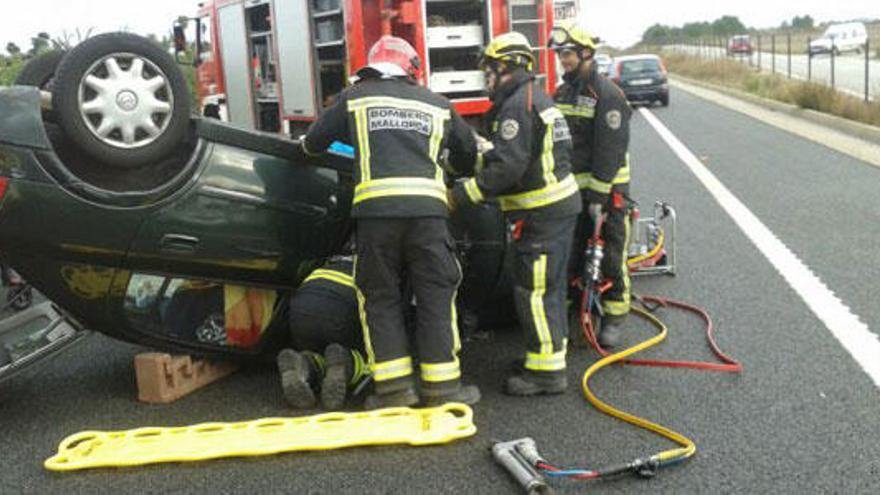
809, 22, 868, 56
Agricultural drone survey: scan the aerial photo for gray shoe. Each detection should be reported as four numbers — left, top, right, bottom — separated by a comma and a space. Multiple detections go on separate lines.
504, 372, 567, 396
364, 387, 420, 410
277, 349, 319, 409
421, 383, 481, 407
598, 315, 625, 348
320, 344, 353, 411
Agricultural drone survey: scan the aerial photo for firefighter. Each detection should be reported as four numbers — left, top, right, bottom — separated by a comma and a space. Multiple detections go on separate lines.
549, 22, 633, 348
276, 256, 371, 411
449, 32, 581, 396
301, 36, 479, 409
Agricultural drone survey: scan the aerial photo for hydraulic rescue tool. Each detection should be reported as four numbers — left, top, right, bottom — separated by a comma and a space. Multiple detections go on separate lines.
495, 203, 741, 492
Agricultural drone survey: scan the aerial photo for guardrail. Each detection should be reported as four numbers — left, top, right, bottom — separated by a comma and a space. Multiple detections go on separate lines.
668, 35, 876, 102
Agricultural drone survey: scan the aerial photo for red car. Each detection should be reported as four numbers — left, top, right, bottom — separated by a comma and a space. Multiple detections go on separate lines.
727, 35, 753, 56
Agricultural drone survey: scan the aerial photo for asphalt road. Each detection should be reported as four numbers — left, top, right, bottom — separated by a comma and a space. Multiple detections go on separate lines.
3, 88, 880, 493
672, 45, 880, 100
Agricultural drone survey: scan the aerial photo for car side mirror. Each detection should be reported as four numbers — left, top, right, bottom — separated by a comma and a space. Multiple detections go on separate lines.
173, 24, 187, 54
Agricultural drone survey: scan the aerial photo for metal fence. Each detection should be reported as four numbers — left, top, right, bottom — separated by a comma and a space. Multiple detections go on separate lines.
670, 34, 877, 103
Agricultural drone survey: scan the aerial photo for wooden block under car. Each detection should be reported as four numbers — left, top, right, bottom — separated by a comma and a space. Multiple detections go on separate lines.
134, 352, 238, 404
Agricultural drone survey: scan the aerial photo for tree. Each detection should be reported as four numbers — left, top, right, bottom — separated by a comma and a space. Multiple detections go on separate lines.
28, 32, 51, 56
6, 42, 21, 57
791, 15, 815, 31
710, 16, 746, 36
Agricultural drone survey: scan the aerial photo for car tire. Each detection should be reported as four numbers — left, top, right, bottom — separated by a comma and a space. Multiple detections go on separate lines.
14, 50, 65, 89
52, 32, 191, 169
660, 94, 670, 107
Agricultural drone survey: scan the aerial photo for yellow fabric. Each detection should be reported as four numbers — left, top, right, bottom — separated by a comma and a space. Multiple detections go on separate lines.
224, 286, 277, 346
498, 174, 578, 211
463, 178, 485, 204
420, 359, 461, 382
352, 256, 375, 365
602, 215, 631, 316
557, 103, 595, 118
524, 347, 567, 371
353, 177, 447, 205
303, 269, 355, 289
574, 163, 630, 192
44, 404, 477, 471
529, 254, 553, 356
372, 356, 414, 382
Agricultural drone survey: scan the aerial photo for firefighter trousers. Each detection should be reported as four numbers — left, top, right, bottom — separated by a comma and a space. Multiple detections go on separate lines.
571, 195, 632, 318
511, 213, 577, 373
354, 217, 463, 393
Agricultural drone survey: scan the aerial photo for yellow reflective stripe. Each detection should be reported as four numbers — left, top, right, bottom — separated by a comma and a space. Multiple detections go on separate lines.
353, 256, 375, 365
540, 121, 557, 187
420, 359, 461, 382
351, 107, 371, 181
429, 114, 448, 183
539, 107, 564, 124
498, 174, 578, 212
347, 96, 451, 120
463, 178, 485, 204
556, 103, 595, 118
587, 176, 613, 194
372, 356, 414, 382
524, 348, 567, 371
602, 217, 632, 316
575, 166, 630, 192
353, 177, 448, 204
451, 255, 463, 354
530, 255, 553, 356
303, 269, 355, 288
475, 152, 485, 174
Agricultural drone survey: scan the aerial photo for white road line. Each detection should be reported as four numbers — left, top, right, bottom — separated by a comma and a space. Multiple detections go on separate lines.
640, 107, 880, 389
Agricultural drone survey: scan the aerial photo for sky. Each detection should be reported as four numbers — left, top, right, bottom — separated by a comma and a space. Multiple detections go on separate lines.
0, 0, 878, 55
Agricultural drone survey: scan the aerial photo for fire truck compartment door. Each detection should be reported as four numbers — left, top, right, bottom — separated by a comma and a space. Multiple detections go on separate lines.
274, 0, 318, 119
217, 4, 255, 128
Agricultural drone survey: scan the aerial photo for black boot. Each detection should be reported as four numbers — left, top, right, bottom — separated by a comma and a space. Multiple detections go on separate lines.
277, 349, 320, 409
364, 377, 419, 410
598, 315, 626, 349
504, 370, 567, 396
320, 344, 354, 411
421, 380, 481, 407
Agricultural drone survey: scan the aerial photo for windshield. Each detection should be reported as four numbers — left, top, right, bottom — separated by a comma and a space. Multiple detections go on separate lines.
620, 59, 660, 75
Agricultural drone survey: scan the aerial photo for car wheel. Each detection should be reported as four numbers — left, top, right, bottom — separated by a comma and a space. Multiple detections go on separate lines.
660, 94, 670, 107
52, 32, 191, 169
14, 50, 65, 89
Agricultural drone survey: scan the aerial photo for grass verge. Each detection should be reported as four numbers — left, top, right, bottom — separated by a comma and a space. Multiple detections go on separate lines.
664, 52, 880, 127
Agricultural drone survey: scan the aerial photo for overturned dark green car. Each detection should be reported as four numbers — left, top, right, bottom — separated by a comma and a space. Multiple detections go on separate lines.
0, 36, 512, 382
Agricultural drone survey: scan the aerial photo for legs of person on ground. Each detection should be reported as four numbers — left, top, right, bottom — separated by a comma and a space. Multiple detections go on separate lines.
505, 215, 577, 396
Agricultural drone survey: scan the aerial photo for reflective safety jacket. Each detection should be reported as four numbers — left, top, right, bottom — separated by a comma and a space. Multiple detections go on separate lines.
303, 77, 477, 218
452, 70, 580, 218
554, 62, 632, 196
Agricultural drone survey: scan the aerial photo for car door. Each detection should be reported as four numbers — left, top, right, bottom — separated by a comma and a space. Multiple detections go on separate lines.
117, 138, 353, 357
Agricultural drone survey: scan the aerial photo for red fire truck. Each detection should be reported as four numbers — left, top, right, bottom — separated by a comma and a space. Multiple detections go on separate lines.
180, 0, 559, 135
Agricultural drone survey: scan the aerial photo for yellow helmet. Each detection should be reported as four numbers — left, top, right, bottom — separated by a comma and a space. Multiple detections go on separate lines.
548, 21, 599, 51
481, 32, 534, 71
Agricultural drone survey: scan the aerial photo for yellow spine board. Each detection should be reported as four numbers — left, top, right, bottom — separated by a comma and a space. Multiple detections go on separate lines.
45, 403, 476, 472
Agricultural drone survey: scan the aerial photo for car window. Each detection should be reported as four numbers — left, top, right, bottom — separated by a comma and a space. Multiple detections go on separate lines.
124, 273, 281, 349
620, 59, 660, 75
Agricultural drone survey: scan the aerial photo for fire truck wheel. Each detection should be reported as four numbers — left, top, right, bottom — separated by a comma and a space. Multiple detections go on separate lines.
14, 50, 65, 89
52, 32, 191, 169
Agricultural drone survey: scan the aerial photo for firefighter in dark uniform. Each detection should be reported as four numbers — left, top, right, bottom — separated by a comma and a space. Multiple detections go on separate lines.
449, 32, 581, 396
302, 36, 479, 408
276, 256, 371, 411
549, 22, 633, 348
